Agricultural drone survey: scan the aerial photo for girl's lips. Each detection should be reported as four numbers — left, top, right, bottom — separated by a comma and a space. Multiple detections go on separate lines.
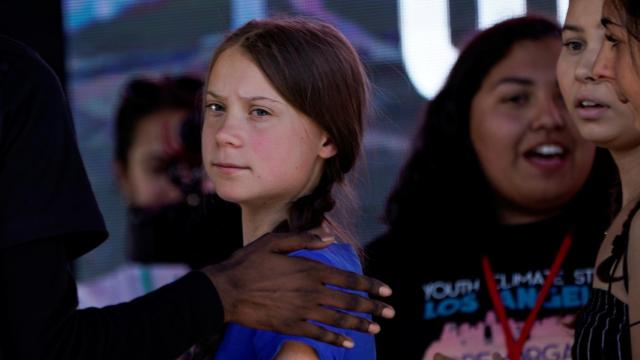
575, 105, 609, 120
525, 154, 569, 171
211, 162, 250, 174
574, 97, 610, 120
523, 143, 569, 172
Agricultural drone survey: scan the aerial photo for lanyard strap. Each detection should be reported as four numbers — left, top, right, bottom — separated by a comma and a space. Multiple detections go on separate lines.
481, 232, 573, 360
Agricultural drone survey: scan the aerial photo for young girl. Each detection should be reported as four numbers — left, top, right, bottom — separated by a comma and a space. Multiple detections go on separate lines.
558, 0, 640, 357
201, 18, 376, 359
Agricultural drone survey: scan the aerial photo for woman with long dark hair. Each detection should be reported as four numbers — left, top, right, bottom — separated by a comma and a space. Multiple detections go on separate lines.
367, 16, 619, 359
564, 0, 640, 357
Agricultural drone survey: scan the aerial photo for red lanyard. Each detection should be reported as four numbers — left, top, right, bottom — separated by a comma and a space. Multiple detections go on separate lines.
481, 232, 573, 360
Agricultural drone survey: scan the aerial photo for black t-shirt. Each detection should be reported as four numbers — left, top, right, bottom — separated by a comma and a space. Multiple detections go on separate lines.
129, 194, 243, 269
366, 214, 602, 360
0, 34, 107, 258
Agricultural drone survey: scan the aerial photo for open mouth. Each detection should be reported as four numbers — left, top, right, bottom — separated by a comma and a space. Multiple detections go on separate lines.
524, 144, 567, 161
574, 98, 610, 119
576, 99, 606, 110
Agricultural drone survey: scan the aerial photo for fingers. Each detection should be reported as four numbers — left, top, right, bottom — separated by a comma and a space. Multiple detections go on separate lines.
307, 224, 333, 242
434, 353, 455, 360
258, 232, 333, 254
320, 267, 393, 298
319, 288, 394, 319
282, 321, 355, 348
307, 306, 381, 335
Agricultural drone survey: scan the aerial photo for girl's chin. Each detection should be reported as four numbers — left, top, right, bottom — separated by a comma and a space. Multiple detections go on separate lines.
578, 134, 620, 150
213, 190, 244, 204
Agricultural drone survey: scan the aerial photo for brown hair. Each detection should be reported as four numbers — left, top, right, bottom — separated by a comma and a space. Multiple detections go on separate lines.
206, 17, 369, 236
607, 0, 640, 41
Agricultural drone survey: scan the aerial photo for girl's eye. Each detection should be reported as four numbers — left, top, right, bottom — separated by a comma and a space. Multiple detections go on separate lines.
605, 33, 620, 46
250, 108, 271, 117
563, 40, 584, 52
206, 103, 225, 112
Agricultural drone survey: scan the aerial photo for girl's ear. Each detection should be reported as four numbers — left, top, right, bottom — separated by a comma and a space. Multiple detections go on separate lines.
318, 135, 337, 159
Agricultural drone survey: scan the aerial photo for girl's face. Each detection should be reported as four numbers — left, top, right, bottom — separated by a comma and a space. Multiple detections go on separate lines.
557, 0, 639, 150
593, 0, 640, 124
202, 46, 336, 209
470, 37, 596, 224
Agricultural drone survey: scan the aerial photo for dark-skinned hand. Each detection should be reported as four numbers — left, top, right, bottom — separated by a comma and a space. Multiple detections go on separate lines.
201, 231, 395, 348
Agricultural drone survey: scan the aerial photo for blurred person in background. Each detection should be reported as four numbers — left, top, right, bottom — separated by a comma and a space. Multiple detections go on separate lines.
78, 76, 243, 308
114, 75, 242, 268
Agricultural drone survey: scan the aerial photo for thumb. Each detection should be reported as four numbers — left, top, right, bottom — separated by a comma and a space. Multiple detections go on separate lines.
268, 232, 334, 254
433, 354, 454, 360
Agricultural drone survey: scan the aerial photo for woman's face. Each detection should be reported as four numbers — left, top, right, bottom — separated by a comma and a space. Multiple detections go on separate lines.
592, 0, 640, 125
117, 109, 186, 208
201, 46, 336, 209
470, 37, 596, 224
557, 0, 639, 151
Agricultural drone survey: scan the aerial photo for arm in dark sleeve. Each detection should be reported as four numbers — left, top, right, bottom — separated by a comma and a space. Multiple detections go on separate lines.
0, 236, 224, 360
0, 36, 223, 360
0, 35, 107, 256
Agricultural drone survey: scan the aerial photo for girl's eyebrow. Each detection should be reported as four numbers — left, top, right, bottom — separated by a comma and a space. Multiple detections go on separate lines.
601, 16, 622, 29
245, 96, 283, 104
490, 76, 533, 90
206, 90, 284, 104
562, 24, 584, 33
206, 90, 224, 99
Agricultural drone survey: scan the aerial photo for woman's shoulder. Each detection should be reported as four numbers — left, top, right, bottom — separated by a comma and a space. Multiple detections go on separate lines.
628, 200, 640, 231
627, 205, 640, 262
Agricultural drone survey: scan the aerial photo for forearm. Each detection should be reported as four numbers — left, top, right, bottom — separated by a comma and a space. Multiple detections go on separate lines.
0, 237, 223, 360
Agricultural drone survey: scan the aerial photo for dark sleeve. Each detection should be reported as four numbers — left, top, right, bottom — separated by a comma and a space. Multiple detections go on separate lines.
0, 35, 106, 257
0, 235, 224, 360
129, 195, 242, 269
